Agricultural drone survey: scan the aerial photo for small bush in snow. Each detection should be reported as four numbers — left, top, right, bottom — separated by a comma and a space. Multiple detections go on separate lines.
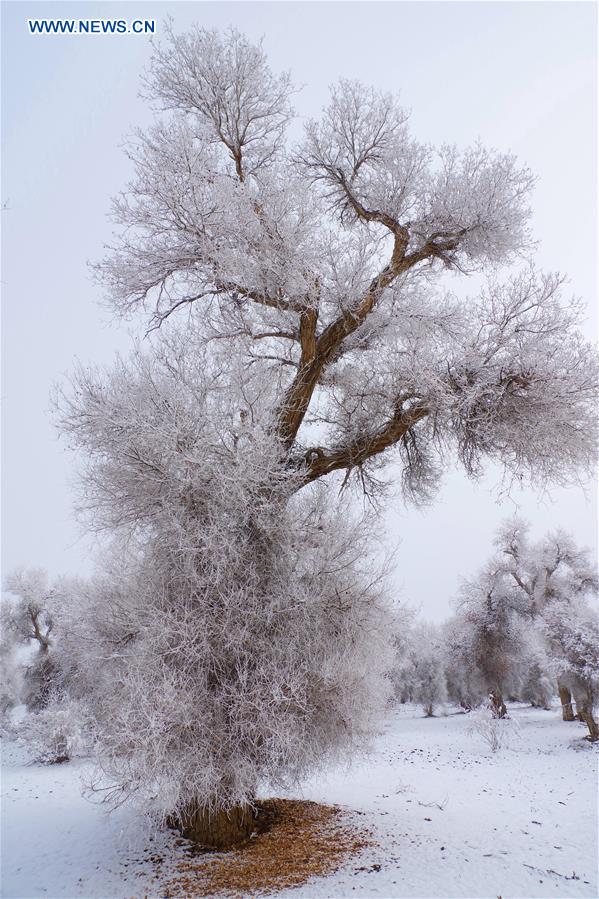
467, 706, 520, 753
17, 698, 90, 765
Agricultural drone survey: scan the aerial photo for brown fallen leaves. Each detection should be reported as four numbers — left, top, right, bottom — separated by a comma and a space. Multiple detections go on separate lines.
162, 799, 374, 898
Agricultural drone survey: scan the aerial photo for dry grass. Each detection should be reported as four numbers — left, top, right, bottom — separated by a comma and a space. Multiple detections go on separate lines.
161, 799, 374, 898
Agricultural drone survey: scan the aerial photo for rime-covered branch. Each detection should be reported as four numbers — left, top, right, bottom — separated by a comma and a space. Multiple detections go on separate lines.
90, 28, 596, 499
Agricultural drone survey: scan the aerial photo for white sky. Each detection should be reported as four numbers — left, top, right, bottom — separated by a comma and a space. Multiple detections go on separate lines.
1, 1, 597, 621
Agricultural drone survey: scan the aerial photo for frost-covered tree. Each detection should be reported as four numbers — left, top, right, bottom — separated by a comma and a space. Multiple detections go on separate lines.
449, 562, 530, 717
1, 569, 58, 711
0, 632, 22, 727
94, 25, 597, 502
451, 519, 598, 734
541, 599, 599, 741
530, 531, 597, 727
56, 335, 396, 846
404, 623, 447, 717
16, 697, 91, 765
443, 614, 489, 711
518, 642, 554, 710
0, 569, 94, 760
492, 520, 598, 732
387, 605, 417, 703
56, 25, 597, 844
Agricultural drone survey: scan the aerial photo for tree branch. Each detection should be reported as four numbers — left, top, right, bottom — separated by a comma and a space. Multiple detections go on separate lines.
295, 403, 429, 486
214, 280, 305, 314
276, 236, 432, 448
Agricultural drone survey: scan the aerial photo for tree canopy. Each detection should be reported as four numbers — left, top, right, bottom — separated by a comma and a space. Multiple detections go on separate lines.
85, 24, 597, 505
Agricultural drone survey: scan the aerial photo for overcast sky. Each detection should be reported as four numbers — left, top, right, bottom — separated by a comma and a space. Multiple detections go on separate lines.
1, 1, 597, 621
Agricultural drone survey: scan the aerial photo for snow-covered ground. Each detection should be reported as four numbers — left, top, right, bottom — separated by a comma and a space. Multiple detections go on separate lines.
1, 703, 597, 899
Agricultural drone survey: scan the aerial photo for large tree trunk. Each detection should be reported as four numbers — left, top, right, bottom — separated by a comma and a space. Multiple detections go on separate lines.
572, 685, 599, 743
489, 689, 508, 719
557, 680, 575, 722
176, 802, 256, 849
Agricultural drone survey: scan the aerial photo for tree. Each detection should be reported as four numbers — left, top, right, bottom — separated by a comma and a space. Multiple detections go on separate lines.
449, 562, 530, 717
0, 632, 22, 727
57, 25, 597, 844
56, 336, 396, 846
541, 599, 599, 741
95, 25, 597, 502
1, 568, 58, 711
0, 569, 95, 760
519, 642, 554, 711
450, 519, 599, 735
405, 623, 448, 717
489, 519, 572, 713
443, 613, 488, 711
388, 606, 417, 704
492, 520, 599, 733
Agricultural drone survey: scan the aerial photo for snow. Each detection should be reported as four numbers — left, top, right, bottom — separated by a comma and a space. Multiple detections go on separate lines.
0, 740, 165, 898
2, 703, 597, 898
274, 704, 598, 898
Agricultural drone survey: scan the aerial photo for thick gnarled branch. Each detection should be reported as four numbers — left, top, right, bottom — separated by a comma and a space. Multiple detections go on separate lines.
276, 236, 431, 449
295, 403, 429, 486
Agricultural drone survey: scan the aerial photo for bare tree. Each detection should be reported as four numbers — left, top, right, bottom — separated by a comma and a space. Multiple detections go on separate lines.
56, 25, 598, 844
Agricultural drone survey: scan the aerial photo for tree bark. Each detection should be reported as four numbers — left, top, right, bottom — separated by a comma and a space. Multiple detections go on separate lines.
175, 802, 256, 849
557, 680, 575, 722
489, 689, 508, 719
572, 685, 599, 742
424, 704, 434, 717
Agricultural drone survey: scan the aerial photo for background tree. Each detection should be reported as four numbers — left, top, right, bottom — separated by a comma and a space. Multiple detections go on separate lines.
518, 642, 554, 711
541, 599, 599, 741
492, 520, 599, 731
404, 623, 448, 717
450, 519, 598, 735
388, 606, 418, 704
443, 613, 490, 711
0, 630, 22, 727
450, 561, 531, 717
531, 529, 598, 726
0, 569, 94, 761
56, 25, 597, 844
2, 569, 59, 711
